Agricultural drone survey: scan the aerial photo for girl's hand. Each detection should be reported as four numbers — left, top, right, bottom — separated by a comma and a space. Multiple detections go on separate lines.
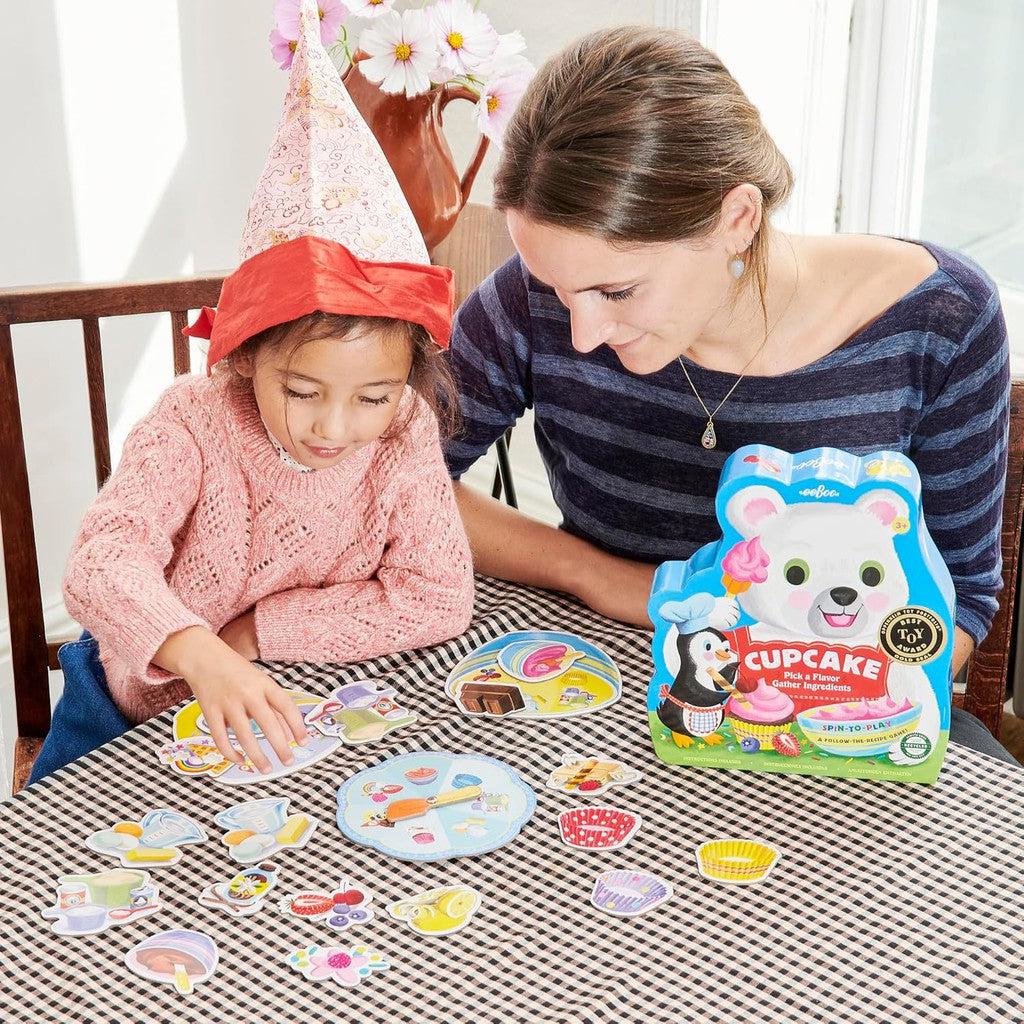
219, 609, 260, 660
155, 626, 308, 772
186, 659, 309, 773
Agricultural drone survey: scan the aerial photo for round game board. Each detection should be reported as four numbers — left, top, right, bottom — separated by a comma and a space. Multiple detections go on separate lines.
336, 751, 536, 862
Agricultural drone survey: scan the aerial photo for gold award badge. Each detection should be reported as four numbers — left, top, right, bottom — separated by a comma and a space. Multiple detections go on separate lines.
878, 607, 946, 665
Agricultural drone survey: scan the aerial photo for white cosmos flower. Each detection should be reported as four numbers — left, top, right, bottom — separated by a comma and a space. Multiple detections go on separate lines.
476, 31, 533, 87
430, 0, 498, 77
348, 0, 394, 18
359, 10, 439, 98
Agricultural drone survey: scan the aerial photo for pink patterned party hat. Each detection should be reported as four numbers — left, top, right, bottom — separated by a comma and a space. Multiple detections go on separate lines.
238, 0, 429, 265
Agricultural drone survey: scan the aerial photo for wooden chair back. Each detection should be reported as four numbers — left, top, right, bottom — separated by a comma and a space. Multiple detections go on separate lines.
0, 276, 224, 789
958, 377, 1024, 735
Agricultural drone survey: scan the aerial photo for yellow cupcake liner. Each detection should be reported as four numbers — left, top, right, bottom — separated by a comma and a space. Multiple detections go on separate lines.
696, 839, 780, 885
726, 717, 792, 743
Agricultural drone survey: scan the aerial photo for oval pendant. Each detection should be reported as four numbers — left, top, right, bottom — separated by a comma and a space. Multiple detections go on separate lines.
701, 421, 717, 450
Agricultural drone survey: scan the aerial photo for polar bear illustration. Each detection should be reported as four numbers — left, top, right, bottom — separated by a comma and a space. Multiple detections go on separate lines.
721, 484, 940, 764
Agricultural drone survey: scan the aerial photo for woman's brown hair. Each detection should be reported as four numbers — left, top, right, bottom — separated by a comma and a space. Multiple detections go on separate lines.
228, 312, 460, 438
493, 25, 793, 321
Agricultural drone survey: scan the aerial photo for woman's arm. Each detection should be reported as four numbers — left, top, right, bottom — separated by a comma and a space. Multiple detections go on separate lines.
952, 627, 974, 678
910, 261, 1010, 650
453, 480, 655, 628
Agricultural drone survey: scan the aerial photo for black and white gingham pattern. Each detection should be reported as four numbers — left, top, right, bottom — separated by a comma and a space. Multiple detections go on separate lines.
3, 576, 1023, 1024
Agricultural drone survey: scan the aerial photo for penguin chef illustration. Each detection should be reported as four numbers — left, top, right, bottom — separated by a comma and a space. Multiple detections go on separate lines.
657, 594, 741, 748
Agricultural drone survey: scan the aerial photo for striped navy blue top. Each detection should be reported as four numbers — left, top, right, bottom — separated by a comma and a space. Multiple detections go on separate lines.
444, 242, 1010, 646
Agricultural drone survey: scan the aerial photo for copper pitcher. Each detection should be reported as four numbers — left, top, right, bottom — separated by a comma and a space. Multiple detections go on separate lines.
342, 59, 490, 251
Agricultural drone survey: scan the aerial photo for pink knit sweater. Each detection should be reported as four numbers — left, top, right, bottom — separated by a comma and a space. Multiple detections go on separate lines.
62, 371, 474, 722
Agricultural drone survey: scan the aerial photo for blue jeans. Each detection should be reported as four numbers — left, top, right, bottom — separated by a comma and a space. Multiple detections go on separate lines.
28, 632, 132, 786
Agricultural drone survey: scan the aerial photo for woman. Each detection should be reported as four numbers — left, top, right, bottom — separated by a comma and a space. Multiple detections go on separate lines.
445, 27, 1014, 764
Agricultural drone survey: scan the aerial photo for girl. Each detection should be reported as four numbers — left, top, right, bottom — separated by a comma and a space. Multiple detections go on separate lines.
29, 1, 473, 783
445, 27, 1015, 765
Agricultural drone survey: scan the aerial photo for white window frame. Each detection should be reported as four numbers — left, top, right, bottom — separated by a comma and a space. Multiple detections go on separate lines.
839, 0, 1024, 368
686, 0, 855, 235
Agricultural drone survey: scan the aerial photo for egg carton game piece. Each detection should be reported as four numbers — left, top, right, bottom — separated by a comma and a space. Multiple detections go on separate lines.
648, 446, 955, 783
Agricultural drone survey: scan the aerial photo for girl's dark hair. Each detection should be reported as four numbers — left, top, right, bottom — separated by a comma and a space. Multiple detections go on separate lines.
229, 311, 460, 438
493, 25, 794, 321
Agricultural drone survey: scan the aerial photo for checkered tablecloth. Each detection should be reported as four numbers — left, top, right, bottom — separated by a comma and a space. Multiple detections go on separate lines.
3, 576, 1024, 1024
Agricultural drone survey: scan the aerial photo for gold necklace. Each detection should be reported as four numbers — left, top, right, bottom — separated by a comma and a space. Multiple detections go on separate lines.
677, 335, 768, 450
679, 273, 798, 450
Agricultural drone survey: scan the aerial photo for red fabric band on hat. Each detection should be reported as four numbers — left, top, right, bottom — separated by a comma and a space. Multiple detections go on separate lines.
183, 236, 455, 372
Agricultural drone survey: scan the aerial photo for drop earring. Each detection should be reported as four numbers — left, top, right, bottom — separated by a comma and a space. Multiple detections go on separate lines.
728, 255, 745, 280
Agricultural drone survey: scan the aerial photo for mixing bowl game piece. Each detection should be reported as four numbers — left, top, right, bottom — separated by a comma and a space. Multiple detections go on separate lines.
124, 930, 218, 995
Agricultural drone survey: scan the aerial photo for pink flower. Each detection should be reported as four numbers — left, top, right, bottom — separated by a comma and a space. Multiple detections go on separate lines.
269, 28, 298, 70
304, 946, 389, 987
476, 65, 532, 145
274, 0, 348, 48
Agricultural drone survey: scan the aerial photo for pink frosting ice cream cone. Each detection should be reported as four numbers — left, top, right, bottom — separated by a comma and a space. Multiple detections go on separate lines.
721, 536, 770, 596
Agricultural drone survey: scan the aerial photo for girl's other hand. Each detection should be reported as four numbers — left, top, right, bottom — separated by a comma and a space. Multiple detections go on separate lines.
218, 609, 260, 660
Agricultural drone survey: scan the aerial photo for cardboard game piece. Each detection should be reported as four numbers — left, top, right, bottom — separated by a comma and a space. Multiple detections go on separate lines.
446, 631, 621, 719
695, 839, 780, 886
86, 809, 207, 868
156, 690, 342, 784
42, 869, 161, 936
125, 930, 218, 995
305, 679, 417, 744
386, 886, 481, 936
648, 446, 955, 784
336, 752, 535, 861
545, 753, 641, 797
216, 797, 318, 864
198, 862, 280, 917
558, 807, 642, 851
287, 944, 390, 987
277, 876, 375, 931
590, 870, 672, 917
